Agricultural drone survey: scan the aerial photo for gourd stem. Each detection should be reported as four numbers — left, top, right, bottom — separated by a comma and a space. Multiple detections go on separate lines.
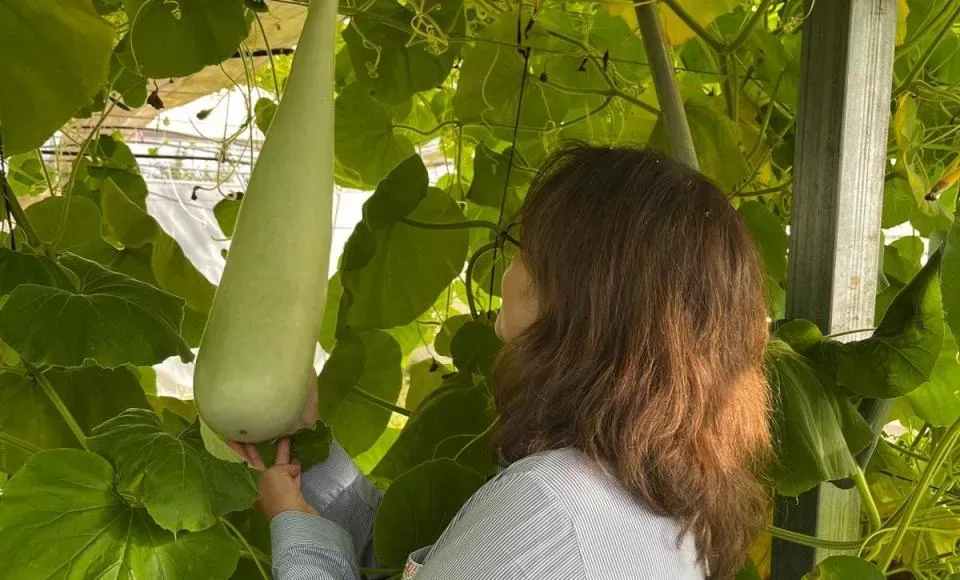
36, 373, 88, 450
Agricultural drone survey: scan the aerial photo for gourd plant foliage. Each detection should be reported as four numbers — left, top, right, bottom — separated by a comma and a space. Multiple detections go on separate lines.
0, 0, 959, 578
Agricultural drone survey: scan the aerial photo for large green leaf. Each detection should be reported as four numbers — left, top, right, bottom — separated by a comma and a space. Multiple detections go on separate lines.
341, 156, 470, 329
24, 196, 118, 264
152, 230, 215, 314
5, 153, 48, 197
803, 555, 884, 580
766, 340, 873, 496
407, 359, 452, 411
254, 423, 332, 472
122, 0, 249, 78
942, 209, 960, 348
343, 0, 463, 104
317, 330, 403, 456
466, 144, 527, 209
435, 314, 471, 357
0, 449, 239, 580
0, 254, 192, 368
100, 178, 158, 248
904, 325, 960, 426
883, 177, 916, 229
451, 321, 502, 377
214, 195, 241, 238
828, 251, 942, 398
928, 31, 960, 85
373, 384, 496, 480
0, 1, 114, 154
88, 409, 258, 533
44, 366, 152, 433
335, 82, 415, 188
453, 11, 569, 139
0, 248, 73, 295
739, 201, 787, 281
0, 367, 153, 474
650, 97, 749, 192
0, 373, 75, 474
373, 459, 485, 567
319, 273, 343, 352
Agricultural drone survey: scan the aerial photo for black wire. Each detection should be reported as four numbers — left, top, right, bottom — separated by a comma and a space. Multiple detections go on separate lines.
0, 133, 16, 250
487, 14, 534, 310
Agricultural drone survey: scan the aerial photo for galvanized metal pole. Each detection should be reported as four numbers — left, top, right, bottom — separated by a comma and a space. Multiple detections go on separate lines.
773, 0, 897, 577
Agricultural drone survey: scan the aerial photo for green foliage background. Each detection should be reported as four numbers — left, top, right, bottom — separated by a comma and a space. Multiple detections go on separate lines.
1, 0, 959, 578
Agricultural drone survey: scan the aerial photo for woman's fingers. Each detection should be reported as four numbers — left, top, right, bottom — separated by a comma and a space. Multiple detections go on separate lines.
275, 437, 292, 465
227, 441, 248, 461
292, 458, 302, 486
244, 443, 266, 471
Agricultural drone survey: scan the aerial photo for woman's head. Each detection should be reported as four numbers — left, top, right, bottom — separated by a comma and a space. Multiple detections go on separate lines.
493, 144, 772, 579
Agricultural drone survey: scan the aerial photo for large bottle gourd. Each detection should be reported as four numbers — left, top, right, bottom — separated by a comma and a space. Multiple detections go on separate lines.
194, 0, 336, 442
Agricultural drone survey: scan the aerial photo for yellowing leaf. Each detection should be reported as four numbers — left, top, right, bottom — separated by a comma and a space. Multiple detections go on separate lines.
659, 0, 736, 46
896, 0, 910, 46
604, 0, 638, 30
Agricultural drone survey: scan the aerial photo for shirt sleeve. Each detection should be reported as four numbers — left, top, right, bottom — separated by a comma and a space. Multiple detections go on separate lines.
414, 471, 587, 580
270, 511, 362, 580
298, 440, 383, 567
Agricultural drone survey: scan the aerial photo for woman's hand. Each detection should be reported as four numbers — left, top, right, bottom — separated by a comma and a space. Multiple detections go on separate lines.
229, 438, 319, 522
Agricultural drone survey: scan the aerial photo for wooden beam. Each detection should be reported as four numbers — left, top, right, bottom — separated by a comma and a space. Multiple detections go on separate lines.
773, 0, 897, 578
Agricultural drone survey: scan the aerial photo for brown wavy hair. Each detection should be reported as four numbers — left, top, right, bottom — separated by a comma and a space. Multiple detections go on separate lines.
493, 144, 772, 579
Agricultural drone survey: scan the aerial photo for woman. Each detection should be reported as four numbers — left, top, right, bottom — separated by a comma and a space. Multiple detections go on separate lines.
231, 144, 773, 579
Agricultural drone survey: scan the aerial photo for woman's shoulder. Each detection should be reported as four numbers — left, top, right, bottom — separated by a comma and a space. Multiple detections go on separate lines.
489, 448, 704, 577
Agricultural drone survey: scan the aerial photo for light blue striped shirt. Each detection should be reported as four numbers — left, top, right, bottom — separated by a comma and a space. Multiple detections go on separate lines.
272, 442, 705, 579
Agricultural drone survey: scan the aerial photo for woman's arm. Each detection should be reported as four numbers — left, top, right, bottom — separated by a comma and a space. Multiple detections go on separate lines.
230, 438, 382, 578
299, 440, 382, 567
270, 511, 364, 580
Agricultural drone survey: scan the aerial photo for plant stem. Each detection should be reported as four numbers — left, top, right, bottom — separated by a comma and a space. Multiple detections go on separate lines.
823, 327, 876, 339
36, 149, 56, 195
401, 217, 522, 246
220, 517, 270, 580
721, 0, 774, 54
894, 3, 960, 96
730, 182, 791, 197
766, 525, 863, 551
635, 2, 699, 170
465, 241, 499, 320
853, 465, 883, 532
0, 430, 42, 454
36, 373, 87, 450
349, 386, 411, 417
255, 14, 282, 97
877, 417, 960, 571
660, 0, 724, 52
0, 167, 41, 247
